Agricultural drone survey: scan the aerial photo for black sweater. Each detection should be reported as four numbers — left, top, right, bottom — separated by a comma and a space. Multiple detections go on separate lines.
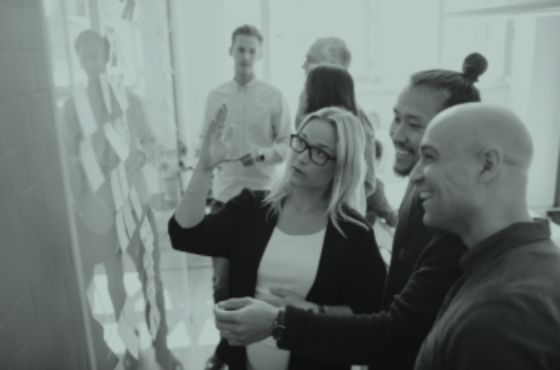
168, 189, 387, 370
277, 184, 467, 370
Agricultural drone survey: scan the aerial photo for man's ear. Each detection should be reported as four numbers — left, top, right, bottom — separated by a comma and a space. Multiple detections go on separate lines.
479, 148, 500, 182
229, 45, 233, 57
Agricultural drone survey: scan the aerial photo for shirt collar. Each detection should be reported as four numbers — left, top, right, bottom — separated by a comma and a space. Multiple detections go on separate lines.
460, 218, 551, 276
233, 76, 258, 92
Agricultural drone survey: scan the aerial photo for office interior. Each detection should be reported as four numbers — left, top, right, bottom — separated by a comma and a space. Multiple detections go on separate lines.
1, 0, 560, 369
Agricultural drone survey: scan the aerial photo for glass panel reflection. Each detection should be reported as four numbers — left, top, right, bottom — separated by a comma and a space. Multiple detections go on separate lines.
42, 0, 189, 368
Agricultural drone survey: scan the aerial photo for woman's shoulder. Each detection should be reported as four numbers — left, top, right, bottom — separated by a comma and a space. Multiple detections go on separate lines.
231, 189, 270, 210
336, 206, 373, 238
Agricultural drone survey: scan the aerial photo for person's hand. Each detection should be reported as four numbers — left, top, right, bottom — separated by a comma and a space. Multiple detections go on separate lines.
214, 297, 279, 346
236, 150, 265, 167
262, 288, 318, 312
198, 103, 234, 171
384, 210, 398, 228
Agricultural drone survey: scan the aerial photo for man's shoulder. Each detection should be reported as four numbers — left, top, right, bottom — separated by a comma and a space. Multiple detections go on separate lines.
207, 80, 235, 97
254, 79, 283, 95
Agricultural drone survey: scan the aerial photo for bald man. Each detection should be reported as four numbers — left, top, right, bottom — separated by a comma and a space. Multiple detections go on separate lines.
411, 103, 560, 370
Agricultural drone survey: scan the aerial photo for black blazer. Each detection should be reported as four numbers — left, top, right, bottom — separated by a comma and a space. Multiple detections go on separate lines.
168, 189, 387, 370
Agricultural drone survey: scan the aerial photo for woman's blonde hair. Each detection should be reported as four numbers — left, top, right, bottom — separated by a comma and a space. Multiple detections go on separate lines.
264, 107, 368, 237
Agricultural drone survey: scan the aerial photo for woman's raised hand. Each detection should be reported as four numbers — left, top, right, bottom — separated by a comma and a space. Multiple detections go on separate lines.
198, 102, 235, 171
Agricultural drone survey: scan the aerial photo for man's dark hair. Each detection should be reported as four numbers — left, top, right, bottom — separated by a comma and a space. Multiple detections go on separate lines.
231, 24, 263, 45
304, 64, 357, 116
74, 29, 111, 56
410, 53, 488, 111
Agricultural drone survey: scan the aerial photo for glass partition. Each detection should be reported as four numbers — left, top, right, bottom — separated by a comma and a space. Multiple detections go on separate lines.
42, 0, 193, 368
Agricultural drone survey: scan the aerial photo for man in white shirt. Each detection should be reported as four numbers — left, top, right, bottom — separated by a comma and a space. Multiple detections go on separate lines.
201, 24, 292, 370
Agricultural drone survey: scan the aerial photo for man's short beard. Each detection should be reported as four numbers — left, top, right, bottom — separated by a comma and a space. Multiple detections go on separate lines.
393, 163, 414, 178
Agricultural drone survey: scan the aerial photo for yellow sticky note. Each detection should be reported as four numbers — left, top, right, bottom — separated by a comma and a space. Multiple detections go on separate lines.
116, 210, 129, 253
109, 75, 129, 112
99, 73, 112, 114
79, 137, 105, 193
149, 306, 160, 341
72, 86, 98, 137
117, 311, 138, 359
118, 162, 129, 198
129, 187, 143, 219
122, 200, 136, 238
110, 168, 124, 210
104, 122, 129, 162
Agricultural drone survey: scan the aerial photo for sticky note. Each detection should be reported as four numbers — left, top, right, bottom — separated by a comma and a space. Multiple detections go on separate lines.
72, 86, 98, 137
146, 279, 156, 304
109, 76, 129, 112
113, 116, 131, 152
110, 168, 124, 210
140, 216, 152, 241
142, 235, 154, 254
129, 187, 143, 218
116, 210, 129, 252
117, 311, 138, 359
149, 307, 160, 341
79, 138, 104, 193
117, 162, 129, 198
122, 201, 136, 237
99, 73, 112, 114
104, 122, 129, 161
143, 252, 153, 271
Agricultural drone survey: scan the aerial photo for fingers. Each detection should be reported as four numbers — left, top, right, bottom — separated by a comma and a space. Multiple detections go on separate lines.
216, 102, 228, 128
260, 298, 282, 307
270, 287, 291, 297
220, 124, 235, 144
220, 297, 253, 310
215, 320, 238, 332
207, 103, 228, 137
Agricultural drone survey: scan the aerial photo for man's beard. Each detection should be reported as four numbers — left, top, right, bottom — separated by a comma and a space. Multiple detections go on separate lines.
393, 162, 414, 178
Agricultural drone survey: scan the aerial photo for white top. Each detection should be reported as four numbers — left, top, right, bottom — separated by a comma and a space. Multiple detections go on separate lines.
246, 227, 326, 370
201, 78, 292, 202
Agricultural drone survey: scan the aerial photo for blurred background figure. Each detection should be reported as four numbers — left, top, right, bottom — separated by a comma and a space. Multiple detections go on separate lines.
63, 29, 181, 370
199, 24, 292, 370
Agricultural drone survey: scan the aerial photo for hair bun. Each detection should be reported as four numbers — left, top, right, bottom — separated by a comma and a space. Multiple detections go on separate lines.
462, 53, 488, 82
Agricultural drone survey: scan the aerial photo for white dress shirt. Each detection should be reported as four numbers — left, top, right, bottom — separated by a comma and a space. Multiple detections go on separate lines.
201, 78, 292, 202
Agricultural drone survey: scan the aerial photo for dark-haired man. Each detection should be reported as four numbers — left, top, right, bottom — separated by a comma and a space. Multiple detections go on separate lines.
214, 57, 488, 370
201, 24, 291, 370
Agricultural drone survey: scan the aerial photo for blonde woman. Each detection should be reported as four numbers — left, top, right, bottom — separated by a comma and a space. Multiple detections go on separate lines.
169, 106, 386, 370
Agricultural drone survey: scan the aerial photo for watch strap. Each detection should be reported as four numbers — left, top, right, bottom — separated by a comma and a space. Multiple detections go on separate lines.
271, 308, 286, 341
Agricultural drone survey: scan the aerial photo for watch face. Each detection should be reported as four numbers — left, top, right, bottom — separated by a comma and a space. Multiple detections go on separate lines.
271, 324, 285, 340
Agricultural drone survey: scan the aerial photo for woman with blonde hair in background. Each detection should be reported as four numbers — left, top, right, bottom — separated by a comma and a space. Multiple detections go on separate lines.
169, 105, 386, 370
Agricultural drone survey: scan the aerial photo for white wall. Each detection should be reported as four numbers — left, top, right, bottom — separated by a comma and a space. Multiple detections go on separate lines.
510, 14, 560, 209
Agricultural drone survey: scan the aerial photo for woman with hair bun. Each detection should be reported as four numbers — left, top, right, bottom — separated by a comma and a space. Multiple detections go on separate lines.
212, 54, 489, 370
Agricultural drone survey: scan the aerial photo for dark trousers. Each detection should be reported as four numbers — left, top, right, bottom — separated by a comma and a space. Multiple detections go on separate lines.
210, 200, 230, 363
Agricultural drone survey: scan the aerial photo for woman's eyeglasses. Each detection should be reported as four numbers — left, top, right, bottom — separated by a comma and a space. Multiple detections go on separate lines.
290, 134, 336, 166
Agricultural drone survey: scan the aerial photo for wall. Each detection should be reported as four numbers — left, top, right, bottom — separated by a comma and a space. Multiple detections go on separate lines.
171, 0, 229, 155
510, 14, 560, 209
0, 0, 89, 368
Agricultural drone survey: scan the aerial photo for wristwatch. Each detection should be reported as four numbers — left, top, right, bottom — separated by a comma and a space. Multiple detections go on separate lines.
270, 308, 286, 341
256, 149, 265, 162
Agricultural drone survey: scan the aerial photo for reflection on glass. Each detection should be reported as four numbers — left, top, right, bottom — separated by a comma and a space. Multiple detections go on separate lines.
42, 0, 188, 368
